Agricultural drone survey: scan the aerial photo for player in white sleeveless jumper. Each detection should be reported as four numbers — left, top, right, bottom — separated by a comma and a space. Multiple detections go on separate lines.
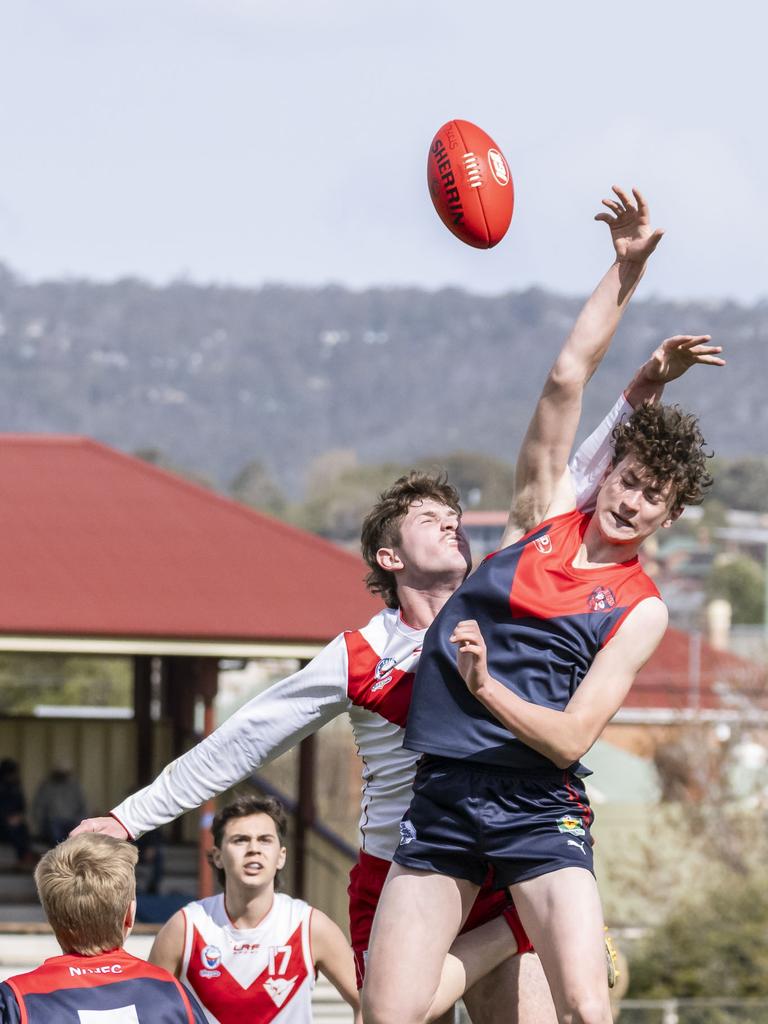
150, 796, 361, 1024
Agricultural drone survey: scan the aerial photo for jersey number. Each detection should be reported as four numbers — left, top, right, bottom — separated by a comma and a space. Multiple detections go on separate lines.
268, 945, 292, 976
78, 1007, 140, 1023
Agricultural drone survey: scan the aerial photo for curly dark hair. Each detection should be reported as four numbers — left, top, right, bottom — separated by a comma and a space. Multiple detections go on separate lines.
209, 794, 288, 889
611, 402, 713, 509
360, 471, 462, 609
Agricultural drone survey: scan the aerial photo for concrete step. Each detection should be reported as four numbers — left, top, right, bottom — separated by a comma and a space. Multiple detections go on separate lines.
0, 872, 37, 903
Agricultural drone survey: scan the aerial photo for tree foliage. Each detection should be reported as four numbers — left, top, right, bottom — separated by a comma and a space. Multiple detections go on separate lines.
629, 872, 768, 1002
706, 553, 766, 625
0, 654, 131, 713
710, 457, 768, 513
230, 459, 287, 518
292, 449, 517, 542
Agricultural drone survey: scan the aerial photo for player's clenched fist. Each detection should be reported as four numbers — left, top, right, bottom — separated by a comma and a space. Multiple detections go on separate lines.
449, 619, 492, 697
70, 816, 129, 840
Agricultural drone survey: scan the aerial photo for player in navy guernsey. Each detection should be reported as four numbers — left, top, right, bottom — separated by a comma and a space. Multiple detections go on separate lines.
73, 198, 722, 1024
0, 833, 206, 1024
363, 188, 722, 1024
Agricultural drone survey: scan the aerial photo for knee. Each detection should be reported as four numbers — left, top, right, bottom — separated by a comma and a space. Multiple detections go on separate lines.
361, 989, 429, 1024
562, 994, 612, 1024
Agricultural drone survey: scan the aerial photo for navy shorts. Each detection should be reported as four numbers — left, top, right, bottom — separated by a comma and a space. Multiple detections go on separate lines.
393, 755, 595, 888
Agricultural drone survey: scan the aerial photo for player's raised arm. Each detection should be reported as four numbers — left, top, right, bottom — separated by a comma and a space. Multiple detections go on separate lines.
567, 333, 725, 515
502, 187, 663, 547
72, 636, 350, 840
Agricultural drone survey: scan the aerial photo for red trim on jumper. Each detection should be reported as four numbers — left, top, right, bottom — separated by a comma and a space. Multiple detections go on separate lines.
308, 908, 318, 980
600, 594, 657, 648
563, 772, 593, 828
509, 510, 654, 621
109, 810, 133, 840
4, 979, 27, 1024
175, 978, 198, 1024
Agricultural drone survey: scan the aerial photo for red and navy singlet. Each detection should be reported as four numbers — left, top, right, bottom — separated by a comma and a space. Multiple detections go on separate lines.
0, 948, 203, 1024
404, 508, 660, 773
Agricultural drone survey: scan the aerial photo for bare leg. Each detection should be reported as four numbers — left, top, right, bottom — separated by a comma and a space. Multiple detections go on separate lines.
426, 917, 530, 1022
511, 868, 611, 1024
462, 952, 557, 1024
362, 864, 479, 1024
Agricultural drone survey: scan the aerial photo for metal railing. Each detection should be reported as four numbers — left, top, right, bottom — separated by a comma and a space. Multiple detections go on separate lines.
460, 998, 768, 1024
618, 1000, 768, 1023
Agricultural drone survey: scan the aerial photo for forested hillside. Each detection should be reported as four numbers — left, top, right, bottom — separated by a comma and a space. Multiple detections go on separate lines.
0, 263, 764, 496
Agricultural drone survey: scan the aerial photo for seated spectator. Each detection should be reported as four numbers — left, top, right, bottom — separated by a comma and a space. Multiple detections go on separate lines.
0, 759, 34, 869
33, 763, 87, 845
0, 834, 206, 1023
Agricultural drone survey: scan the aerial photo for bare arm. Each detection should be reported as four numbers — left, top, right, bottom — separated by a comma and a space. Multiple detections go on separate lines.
310, 910, 361, 1022
72, 635, 350, 840
624, 333, 725, 408
502, 187, 663, 548
450, 601, 668, 768
149, 910, 186, 977
565, 334, 726, 517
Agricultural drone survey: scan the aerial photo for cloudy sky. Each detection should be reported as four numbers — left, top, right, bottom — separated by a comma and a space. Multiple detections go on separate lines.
0, 0, 765, 301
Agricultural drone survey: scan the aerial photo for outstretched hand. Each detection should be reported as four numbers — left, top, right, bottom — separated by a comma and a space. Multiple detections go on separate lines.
70, 816, 130, 840
595, 186, 664, 265
641, 334, 725, 384
450, 619, 491, 697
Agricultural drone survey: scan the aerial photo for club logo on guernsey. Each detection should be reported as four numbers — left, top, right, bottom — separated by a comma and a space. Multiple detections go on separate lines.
264, 975, 298, 1008
200, 944, 222, 978
587, 586, 616, 612
372, 657, 397, 692
534, 535, 553, 554
556, 815, 585, 837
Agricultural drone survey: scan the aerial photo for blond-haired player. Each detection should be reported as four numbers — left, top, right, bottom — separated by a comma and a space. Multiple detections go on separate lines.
0, 833, 206, 1023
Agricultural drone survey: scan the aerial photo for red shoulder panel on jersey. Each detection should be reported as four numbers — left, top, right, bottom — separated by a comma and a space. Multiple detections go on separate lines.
344, 632, 413, 728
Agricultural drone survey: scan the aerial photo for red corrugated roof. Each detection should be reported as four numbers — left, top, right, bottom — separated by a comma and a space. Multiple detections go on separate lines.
0, 435, 380, 642
629, 627, 767, 712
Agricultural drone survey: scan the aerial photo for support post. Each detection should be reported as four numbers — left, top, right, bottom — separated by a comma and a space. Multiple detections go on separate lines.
293, 731, 316, 900
133, 655, 153, 788
196, 658, 219, 900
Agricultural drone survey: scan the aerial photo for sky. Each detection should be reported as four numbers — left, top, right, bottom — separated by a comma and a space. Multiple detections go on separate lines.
0, 0, 766, 302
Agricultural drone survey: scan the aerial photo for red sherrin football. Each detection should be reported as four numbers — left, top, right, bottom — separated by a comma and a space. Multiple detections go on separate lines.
427, 119, 514, 249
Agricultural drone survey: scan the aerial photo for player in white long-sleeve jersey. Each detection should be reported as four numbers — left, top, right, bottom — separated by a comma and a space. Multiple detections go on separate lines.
150, 795, 360, 1024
